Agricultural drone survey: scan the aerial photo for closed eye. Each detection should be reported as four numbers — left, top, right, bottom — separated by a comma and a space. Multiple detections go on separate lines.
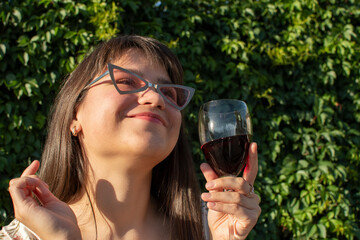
115, 77, 144, 90
116, 78, 135, 85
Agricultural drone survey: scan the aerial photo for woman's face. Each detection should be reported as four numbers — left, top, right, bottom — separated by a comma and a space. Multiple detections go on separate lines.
74, 49, 182, 169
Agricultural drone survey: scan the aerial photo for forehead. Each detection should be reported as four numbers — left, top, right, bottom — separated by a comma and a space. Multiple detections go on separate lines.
111, 49, 172, 83
111, 49, 160, 69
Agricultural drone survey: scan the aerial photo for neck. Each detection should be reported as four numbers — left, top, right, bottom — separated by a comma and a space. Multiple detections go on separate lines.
70, 156, 165, 239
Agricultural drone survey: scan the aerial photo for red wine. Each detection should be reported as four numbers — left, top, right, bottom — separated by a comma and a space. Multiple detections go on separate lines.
201, 135, 251, 176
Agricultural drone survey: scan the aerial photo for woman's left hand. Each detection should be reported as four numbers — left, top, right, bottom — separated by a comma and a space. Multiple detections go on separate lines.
201, 142, 261, 240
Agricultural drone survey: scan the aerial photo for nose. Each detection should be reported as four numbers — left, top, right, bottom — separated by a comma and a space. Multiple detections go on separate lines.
138, 86, 166, 110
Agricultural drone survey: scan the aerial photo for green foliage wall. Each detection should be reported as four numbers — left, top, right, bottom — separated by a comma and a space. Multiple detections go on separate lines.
1, 0, 359, 239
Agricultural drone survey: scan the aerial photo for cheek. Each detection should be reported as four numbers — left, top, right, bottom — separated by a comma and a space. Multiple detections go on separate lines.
171, 109, 182, 127
81, 89, 131, 114
77, 91, 135, 133
169, 111, 182, 140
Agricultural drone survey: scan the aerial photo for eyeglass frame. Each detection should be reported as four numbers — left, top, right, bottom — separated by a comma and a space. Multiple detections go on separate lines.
83, 63, 195, 111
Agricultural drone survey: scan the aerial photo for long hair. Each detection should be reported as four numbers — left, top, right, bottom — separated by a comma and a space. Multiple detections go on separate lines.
39, 35, 203, 239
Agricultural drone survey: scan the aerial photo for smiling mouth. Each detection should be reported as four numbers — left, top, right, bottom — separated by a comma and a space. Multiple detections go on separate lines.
128, 112, 166, 126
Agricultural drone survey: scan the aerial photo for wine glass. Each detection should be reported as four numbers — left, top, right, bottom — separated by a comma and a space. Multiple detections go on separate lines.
198, 99, 252, 240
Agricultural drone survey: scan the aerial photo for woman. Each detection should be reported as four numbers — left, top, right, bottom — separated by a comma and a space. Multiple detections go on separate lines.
2, 35, 260, 239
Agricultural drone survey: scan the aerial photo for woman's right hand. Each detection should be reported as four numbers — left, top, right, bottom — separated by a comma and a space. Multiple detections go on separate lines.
8, 160, 81, 240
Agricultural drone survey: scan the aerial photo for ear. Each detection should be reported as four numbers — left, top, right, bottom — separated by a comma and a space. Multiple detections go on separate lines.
70, 118, 82, 136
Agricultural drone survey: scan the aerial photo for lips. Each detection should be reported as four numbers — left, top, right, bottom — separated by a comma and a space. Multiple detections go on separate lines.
127, 112, 167, 126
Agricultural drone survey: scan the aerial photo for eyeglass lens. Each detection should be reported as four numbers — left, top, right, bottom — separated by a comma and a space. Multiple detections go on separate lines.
112, 68, 191, 108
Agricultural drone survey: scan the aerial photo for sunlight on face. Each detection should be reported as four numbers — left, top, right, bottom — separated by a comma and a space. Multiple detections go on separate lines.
75, 49, 182, 171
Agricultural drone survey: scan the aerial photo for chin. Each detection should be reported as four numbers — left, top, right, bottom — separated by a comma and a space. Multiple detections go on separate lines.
116, 128, 178, 158
129, 138, 174, 159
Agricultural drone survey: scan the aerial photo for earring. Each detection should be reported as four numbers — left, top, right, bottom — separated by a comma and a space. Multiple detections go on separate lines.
71, 127, 78, 137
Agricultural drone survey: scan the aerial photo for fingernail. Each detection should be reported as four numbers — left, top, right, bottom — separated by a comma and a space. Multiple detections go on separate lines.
202, 193, 211, 199
252, 142, 257, 152
207, 202, 216, 208
205, 181, 215, 189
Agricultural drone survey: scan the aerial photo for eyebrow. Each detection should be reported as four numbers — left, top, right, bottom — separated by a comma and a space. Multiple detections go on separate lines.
126, 68, 173, 84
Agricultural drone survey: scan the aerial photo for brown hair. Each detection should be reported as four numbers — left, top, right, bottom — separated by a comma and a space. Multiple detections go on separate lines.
39, 35, 203, 239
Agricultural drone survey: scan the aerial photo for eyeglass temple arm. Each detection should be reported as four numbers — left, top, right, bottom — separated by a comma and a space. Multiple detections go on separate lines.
84, 71, 109, 89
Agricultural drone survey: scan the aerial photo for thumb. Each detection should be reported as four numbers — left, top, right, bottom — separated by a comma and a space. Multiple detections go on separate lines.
200, 163, 219, 182
21, 160, 40, 177
242, 142, 258, 186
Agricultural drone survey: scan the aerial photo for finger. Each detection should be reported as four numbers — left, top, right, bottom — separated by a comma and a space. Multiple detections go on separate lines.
32, 181, 58, 205
242, 142, 258, 186
9, 177, 46, 217
204, 176, 253, 195
9, 178, 33, 199
9, 176, 47, 200
201, 191, 260, 209
200, 162, 219, 182
205, 200, 261, 220
21, 160, 40, 177
22, 177, 54, 205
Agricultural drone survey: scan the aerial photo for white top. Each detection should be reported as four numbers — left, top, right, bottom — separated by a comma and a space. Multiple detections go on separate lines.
0, 219, 40, 240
